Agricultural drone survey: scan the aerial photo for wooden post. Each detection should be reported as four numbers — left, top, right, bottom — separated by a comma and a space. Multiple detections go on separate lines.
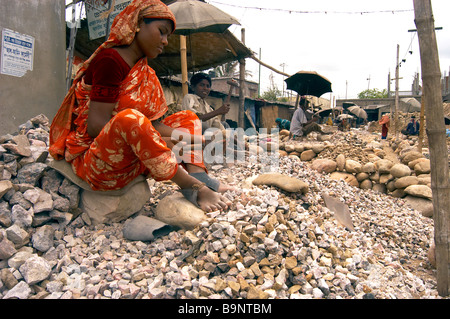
394, 44, 400, 139
180, 35, 189, 97
418, 93, 425, 152
238, 28, 246, 128
414, 0, 450, 297
66, 1, 78, 91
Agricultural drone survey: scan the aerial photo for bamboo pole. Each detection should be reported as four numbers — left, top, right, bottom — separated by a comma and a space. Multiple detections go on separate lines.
238, 28, 246, 128
413, 0, 450, 297
418, 93, 425, 152
66, 2, 78, 91
394, 44, 400, 139
180, 35, 189, 97
250, 54, 290, 77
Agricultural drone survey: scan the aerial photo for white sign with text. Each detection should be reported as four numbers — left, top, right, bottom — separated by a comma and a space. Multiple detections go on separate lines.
1, 29, 35, 78
86, 0, 131, 40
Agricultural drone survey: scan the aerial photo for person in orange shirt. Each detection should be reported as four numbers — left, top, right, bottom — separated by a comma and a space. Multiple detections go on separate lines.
379, 113, 390, 140
49, 0, 231, 212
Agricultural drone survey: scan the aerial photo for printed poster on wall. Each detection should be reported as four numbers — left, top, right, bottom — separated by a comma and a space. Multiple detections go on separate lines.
1, 28, 35, 77
85, 0, 131, 40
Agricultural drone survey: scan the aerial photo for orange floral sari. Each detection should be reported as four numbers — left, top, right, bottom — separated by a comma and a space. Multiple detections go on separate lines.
49, 0, 205, 191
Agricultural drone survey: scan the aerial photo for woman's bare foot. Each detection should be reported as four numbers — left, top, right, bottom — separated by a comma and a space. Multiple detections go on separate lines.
197, 186, 232, 212
217, 183, 237, 193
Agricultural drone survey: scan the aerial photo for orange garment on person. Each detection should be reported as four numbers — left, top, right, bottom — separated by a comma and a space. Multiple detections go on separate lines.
48, 0, 205, 191
379, 114, 390, 139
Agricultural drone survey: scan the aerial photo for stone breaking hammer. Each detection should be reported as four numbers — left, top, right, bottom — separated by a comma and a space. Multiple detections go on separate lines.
222, 79, 239, 121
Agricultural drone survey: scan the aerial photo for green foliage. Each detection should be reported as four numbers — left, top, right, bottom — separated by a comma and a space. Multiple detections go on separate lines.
357, 88, 388, 99
261, 86, 282, 101
213, 61, 239, 78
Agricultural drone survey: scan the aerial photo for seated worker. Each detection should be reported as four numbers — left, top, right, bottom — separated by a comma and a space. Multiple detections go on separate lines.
401, 115, 420, 136
290, 97, 330, 139
181, 72, 230, 134
275, 118, 291, 130
337, 118, 349, 132
48, 0, 232, 213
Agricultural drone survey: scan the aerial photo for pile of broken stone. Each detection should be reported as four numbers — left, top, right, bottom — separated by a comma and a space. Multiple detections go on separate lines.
274, 129, 434, 218
0, 114, 441, 299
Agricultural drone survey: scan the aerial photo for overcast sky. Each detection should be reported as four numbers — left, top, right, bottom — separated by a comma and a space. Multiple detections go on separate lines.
208, 0, 450, 101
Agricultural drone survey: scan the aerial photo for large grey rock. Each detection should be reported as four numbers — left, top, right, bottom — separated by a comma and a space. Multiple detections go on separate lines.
300, 150, 316, 161
32, 189, 53, 213
362, 162, 376, 174
8, 250, 34, 269
408, 157, 429, 169
32, 225, 55, 252
2, 281, 31, 299
404, 195, 433, 218
329, 172, 359, 187
311, 159, 337, 174
359, 179, 373, 190
401, 151, 424, 165
2, 135, 32, 157
252, 173, 309, 193
345, 159, 362, 174
58, 179, 80, 209
11, 205, 33, 228
0, 235, 17, 260
356, 172, 369, 182
375, 159, 394, 174
404, 184, 432, 200
80, 179, 150, 225
155, 193, 208, 230
6, 224, 30, 248
16, 162, 47, 186
336, 154, 346, 171
394, 176, 419, 189
1, 268, 19, 289
123, 215, 174, 242
414, 160, 431, 175
0, 180, 14, 199
19, 255, 52, 285
390, 164, 411, 178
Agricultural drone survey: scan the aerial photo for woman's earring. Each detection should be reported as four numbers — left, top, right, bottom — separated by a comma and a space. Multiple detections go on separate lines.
136, 28, 140, 32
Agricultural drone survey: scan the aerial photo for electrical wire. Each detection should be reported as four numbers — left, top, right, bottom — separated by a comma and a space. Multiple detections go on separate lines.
208, 1, 413, 15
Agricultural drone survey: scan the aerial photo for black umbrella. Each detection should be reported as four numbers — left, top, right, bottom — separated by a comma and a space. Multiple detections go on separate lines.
285, 71, 332, 98
313, 108, 333, 118
347, 105, 368, 120
169, 0, 240, 35
168, 0, 241, 95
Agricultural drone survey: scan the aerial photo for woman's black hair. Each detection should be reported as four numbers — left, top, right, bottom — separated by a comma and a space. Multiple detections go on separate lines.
190, 72, 211, 87
143, 18, 175, 32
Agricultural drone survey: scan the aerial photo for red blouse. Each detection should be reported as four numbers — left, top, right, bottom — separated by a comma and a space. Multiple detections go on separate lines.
84, 48, 131, 103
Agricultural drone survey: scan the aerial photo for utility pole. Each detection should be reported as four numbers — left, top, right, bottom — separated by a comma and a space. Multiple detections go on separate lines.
258, 48, 261, 98
387, 72, 391, 97
394, 44, 400, 138
408, 26, 441, 156
414, 0, 450, 297
238, 28, 246, 128
280, 63, 286, 97
345, 80, 348, 99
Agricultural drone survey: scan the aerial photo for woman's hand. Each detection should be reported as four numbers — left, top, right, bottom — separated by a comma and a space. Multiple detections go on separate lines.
87, 101, 116, 138
153, 121, 204, 149
217, 103, 230, 115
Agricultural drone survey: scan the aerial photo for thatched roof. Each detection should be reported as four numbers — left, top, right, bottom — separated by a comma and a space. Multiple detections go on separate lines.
69, 17, 253, 77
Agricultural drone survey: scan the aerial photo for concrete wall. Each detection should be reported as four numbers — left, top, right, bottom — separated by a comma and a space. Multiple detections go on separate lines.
336, 96, 422, 108
0, 0, 66, 135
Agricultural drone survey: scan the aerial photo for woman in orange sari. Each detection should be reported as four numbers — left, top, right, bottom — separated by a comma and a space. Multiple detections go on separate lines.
49, 0, 231, 212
